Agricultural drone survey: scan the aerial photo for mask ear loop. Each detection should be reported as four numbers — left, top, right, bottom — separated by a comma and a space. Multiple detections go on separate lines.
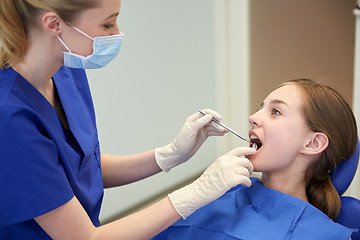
57, 25, 95, 54
72, 26, 95, 41
57, 36, 72, 53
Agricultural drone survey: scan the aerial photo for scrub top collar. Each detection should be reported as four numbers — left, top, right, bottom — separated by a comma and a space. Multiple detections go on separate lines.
53, 66, 98, 159
12, 66, 97, 160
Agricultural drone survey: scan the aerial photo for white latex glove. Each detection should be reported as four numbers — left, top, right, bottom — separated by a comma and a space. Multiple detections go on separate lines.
168, 147, 256, 218
155, 109, 227, 172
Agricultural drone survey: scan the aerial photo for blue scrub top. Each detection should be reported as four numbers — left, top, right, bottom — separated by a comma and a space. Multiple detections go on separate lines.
153, 179, 357, 240
0, 66, 104, 239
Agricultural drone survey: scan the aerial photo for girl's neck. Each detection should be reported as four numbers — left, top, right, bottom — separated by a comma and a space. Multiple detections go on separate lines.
261, 172, 309, 203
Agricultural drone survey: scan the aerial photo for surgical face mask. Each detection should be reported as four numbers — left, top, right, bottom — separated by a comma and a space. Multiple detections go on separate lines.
57, 26, 124, 69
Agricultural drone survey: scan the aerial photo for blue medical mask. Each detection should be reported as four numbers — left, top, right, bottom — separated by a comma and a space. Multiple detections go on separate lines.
57, 26, 124, 69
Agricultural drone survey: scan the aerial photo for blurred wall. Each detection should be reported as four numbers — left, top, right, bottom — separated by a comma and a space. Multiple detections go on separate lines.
87, 0, 218, 222
249, 0, 355, 112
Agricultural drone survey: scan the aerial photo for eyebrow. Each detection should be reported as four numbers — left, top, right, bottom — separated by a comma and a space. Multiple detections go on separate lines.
105, 12, 119, 20
260, 99, 289, 108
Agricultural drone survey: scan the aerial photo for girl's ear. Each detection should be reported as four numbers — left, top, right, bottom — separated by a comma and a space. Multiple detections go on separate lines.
42, 12, 61, 37
301, 132, 329, 156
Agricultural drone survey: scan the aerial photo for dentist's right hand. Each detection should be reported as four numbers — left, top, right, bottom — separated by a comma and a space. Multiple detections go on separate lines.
168, 147, 256, 219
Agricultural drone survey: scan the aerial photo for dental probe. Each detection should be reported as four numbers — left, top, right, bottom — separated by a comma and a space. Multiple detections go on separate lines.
198, 110, 252, 144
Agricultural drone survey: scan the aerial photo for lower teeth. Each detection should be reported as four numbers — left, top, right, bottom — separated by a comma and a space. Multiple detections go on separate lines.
251, 143, 258, 150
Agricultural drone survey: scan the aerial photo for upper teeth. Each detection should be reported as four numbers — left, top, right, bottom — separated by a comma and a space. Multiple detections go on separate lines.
250, 135, 258, 140
250, 134, 259, 150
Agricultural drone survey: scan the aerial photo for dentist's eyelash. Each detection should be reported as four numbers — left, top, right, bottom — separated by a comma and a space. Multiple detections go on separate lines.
104, 24, 115, 29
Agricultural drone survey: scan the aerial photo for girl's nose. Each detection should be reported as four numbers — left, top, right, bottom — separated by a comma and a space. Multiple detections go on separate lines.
248, 111, 261, 127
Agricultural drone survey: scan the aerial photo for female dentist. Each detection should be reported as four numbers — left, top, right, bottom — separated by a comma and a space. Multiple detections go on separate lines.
0, 0, 256, 239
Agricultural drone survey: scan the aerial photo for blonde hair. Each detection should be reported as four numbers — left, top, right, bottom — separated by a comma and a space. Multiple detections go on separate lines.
281, 79, 358, 220
0, 0, 99, 68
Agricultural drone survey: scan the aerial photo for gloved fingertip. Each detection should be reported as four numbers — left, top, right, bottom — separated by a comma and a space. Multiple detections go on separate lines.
227, 147, 256, 157
246, 148, 257, 156
245, 180, 252, 188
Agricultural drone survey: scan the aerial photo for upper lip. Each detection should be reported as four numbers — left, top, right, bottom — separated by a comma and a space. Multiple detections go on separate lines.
248, 130, 259, 140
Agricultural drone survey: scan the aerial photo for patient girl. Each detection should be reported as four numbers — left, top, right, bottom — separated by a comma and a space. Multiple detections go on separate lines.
153, 79, 358, 240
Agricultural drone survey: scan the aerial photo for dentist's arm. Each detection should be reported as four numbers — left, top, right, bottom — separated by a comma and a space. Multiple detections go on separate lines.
101, 150, 161, 188
101, 109, 227, 188
35, 147, 256, 240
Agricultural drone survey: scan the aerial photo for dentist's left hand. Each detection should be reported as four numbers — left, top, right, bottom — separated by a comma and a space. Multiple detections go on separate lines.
155, 109, 227, 172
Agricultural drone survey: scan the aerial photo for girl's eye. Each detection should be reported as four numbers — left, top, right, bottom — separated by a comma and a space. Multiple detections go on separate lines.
271, 108, 281, 115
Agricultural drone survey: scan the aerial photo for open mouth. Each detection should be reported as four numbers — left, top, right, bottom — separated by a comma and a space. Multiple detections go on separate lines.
250, 135, 262, 150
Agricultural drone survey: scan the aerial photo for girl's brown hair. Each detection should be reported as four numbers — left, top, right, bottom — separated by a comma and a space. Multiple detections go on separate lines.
0, 0, 99, 68
281, 79, 357, 220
